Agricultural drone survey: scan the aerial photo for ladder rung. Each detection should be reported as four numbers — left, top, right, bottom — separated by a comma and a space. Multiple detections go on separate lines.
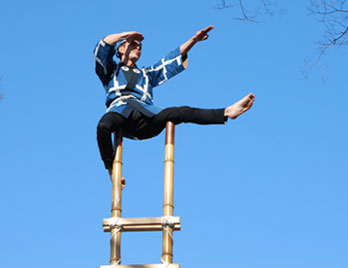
101, 264, 179, 268
103, 216, 180, 226
103, 216, 181, 232
104, 224, 181, 232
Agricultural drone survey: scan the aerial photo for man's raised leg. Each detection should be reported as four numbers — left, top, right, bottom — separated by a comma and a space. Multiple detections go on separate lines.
224, 93, 255, 120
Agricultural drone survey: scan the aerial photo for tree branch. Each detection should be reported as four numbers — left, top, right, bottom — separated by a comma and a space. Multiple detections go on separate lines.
304, 0, 348, 80
214, 0, 277, 22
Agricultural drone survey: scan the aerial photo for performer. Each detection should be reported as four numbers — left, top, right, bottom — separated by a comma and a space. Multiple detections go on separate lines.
94, 26, 255, 178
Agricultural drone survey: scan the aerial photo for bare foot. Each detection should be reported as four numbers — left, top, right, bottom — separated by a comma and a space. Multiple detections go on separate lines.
224, 93, 255, 119
108, 169, 126, 190
121, 177, 125, 190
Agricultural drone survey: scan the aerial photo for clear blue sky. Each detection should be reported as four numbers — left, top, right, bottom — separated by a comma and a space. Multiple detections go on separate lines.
1, 1, 347, 268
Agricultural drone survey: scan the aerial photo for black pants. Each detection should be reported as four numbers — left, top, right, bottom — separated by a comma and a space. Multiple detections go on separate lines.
97, 106, 226, 169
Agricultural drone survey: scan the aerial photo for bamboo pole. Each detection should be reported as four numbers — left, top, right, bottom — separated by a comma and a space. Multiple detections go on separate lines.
110, 132, 123, 265
162, 122, 175, 263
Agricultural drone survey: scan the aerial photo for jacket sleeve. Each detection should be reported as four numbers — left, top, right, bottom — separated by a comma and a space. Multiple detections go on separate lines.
94, 39, 117, 86
146, 47, 187, 88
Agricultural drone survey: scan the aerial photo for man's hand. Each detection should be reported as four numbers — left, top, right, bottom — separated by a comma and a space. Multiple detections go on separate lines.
122, 31, 144, 43
193, 25, 214, 42
104, 31, 144, 45
180, 25, 215, 57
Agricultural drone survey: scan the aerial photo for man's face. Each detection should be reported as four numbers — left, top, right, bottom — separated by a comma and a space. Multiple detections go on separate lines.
120, 40, 142, 62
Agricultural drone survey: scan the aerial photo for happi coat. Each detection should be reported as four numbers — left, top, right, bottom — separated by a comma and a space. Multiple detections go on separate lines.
94, 39, 187, 118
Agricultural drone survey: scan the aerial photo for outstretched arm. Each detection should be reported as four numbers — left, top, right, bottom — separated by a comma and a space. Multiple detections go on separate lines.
104, 31, 144, 45
180, 25, 214, 57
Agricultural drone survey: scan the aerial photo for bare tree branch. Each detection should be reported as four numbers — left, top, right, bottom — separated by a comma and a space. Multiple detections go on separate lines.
304, 0, 348, 80
215, 1, 347, 81
214, 0, 278, 22
262, 0, 277, 15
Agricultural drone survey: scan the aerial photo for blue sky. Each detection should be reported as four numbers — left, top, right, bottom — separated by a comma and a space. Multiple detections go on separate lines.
1, 1, 347, 268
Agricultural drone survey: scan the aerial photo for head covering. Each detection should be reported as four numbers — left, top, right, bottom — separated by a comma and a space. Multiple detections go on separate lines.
116, 40, 127, 58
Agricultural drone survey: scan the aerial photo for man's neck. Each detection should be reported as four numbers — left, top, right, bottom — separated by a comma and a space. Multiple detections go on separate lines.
121, 56, 136, 67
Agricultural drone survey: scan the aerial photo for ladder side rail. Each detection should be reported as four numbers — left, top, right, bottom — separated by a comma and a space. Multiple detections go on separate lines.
162, 122, 175, 264
110, 131, 123, 265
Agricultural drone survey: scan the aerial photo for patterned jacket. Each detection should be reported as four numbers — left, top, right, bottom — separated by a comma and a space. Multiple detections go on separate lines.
94, 39, 187, 118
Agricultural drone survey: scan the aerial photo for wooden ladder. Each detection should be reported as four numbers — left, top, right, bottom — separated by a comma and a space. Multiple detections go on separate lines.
100, 122, 180, 268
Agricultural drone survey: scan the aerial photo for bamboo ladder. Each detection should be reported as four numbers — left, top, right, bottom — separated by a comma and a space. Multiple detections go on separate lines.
101, 122, 180, 268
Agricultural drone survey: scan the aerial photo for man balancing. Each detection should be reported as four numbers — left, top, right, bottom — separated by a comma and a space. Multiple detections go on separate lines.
94, 25, 255, 184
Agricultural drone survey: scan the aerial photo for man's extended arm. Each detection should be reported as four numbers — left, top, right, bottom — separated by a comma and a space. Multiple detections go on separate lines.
180, 25, 214, 57
104, 31, 144, 45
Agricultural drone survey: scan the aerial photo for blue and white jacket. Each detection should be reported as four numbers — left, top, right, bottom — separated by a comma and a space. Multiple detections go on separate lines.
94, 39, 187, 118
